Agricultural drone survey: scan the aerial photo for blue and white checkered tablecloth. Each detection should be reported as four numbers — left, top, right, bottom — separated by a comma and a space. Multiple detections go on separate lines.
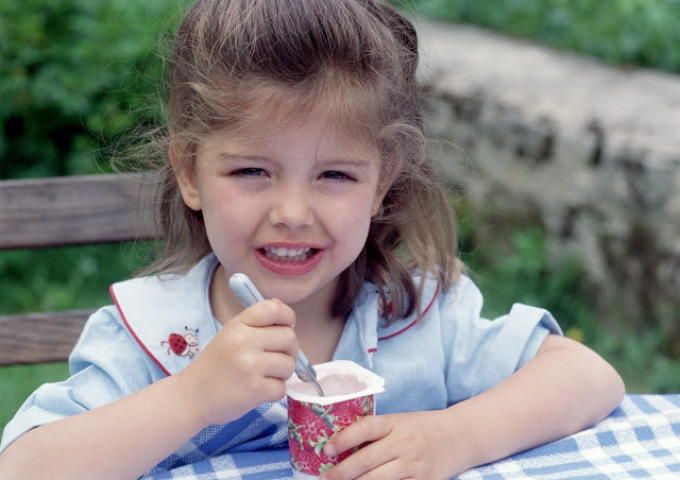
146, 395, 680, 480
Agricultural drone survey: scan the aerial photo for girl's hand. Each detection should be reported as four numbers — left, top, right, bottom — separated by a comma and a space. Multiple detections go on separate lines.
320, 410, 464, 480
319, 335, 625, 480
175, 299, 298, 427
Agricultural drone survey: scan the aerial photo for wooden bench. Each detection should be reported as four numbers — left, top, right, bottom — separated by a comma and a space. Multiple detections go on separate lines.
0, 173, 155, 366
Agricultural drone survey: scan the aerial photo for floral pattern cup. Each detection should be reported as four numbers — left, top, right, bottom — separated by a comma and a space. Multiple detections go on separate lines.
286, 360, 385, 480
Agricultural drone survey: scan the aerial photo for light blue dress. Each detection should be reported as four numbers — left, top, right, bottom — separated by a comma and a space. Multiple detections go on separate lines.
0, 254, 561, 473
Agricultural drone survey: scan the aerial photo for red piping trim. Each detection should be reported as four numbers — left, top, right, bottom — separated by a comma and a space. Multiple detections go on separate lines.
377, 283, 440, 341
109, 284, 172, 377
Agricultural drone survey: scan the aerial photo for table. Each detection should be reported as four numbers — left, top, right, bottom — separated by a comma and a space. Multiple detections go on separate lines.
145, 395, 680, 480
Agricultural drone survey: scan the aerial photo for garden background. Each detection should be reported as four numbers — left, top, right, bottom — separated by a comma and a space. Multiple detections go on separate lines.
2, 0, 680, 431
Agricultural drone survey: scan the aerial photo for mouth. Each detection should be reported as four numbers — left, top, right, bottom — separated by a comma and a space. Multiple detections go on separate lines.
260, 246, 319, 263
256, 245, 324, 276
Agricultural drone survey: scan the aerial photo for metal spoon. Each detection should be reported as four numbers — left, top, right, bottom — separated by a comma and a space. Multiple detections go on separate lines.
229, 273, 325, 396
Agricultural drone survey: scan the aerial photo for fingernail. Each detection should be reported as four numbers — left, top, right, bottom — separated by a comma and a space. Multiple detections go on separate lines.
324, 443, 336, 457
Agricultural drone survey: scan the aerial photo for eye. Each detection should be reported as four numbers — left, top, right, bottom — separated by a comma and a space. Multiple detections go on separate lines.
233, 167, 267, 177
320, 171, 352, 181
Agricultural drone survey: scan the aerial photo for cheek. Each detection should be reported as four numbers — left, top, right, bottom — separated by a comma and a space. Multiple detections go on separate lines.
200, 191, 257, 246
327, 194, 375, 247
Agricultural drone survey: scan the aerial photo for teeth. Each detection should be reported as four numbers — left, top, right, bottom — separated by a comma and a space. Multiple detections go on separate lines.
271, 247, 309, 257
264, 247, 312, 262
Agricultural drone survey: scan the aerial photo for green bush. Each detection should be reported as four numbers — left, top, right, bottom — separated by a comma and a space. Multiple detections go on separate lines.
464, 226, 595, 338
397, 0, 680, 73
0, 242, 153, 315
0, 0, 181, 179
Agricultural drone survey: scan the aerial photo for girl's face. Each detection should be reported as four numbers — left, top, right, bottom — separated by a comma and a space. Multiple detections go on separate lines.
174, 116, 385, 312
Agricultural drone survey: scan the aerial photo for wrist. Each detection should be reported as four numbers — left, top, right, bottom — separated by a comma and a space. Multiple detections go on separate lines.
162, 371, 212, 432
440, 402, 490, 476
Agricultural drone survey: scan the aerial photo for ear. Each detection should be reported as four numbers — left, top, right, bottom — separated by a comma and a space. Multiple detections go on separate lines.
169, 138, 201, 211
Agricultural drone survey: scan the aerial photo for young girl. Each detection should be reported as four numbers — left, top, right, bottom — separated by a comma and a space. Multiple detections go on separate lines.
0, 0, 624, 479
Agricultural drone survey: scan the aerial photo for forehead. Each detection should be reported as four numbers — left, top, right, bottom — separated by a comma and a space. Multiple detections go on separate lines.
189, 77, 387, 167
228, 77, 381, 137
200, 112, 379, 163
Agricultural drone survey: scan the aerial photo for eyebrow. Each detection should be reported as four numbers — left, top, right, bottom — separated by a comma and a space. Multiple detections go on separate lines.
317, 157, 373, 169
217, 152, 374, 169
216, 153, 272, 164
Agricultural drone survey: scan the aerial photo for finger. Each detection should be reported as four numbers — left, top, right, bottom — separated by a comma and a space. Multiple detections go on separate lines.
321, 440, 396, 480
238, 299, 296, 328
216, 317, 296, 359
353, 458, 413, 480
256, 325, 299, 357
261, 351, 297, 380
325, 415, 392, 457
249, 374, 289, 404
233, 352, 294, 400
234, 345, 296, 381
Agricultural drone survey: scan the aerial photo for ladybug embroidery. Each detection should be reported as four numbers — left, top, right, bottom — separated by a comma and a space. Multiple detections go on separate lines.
161, 327, 200, 358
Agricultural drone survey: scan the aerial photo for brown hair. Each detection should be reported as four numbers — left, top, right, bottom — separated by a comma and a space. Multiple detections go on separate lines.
130, 0, 461, 323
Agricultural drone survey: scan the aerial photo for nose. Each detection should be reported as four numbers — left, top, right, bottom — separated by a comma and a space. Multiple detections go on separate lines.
268, 184, 314, 229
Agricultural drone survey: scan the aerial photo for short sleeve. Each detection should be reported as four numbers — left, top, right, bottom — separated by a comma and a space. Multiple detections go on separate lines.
0, 306, 166, 455
441, 276, 563, 405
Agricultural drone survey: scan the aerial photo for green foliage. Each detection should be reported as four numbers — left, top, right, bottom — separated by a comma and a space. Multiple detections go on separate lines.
397, 0, 680, 73
466, 227, 595, 338
0, 0, 182, 179
0, 242, 153, 315
597, 330, 680, 394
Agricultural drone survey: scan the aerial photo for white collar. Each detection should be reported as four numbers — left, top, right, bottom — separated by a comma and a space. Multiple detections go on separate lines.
110, 255, 220, 375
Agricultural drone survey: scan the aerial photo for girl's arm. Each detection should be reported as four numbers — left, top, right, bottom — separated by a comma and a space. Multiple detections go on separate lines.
0, 300, 298, 480
321, 334, 625, 480
0, 373, 206, 479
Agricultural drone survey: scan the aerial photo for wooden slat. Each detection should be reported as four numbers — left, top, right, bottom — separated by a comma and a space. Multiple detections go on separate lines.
0, 310, 93, 365
0, 173, 156, 250
0, 173, 160, 365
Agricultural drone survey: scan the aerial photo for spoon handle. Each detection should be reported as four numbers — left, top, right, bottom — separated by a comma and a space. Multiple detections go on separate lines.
229, 273, 324, 396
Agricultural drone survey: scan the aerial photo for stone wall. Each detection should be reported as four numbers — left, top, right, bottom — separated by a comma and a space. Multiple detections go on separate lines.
416, 19, 680, 347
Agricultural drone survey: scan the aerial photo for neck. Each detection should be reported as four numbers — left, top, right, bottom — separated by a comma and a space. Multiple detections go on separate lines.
285, 281, 347, 365
293, 309, 346, 365
209, 265, 346, 365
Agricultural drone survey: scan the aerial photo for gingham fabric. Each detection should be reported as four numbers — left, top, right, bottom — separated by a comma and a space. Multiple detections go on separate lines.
142, 394, 680, 479
458, 394, 680, 480
144, 400, 289, 476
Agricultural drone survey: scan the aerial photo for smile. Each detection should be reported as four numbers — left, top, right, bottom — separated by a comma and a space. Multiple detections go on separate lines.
261, 246, 317, 262
256, 246, 324, 276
